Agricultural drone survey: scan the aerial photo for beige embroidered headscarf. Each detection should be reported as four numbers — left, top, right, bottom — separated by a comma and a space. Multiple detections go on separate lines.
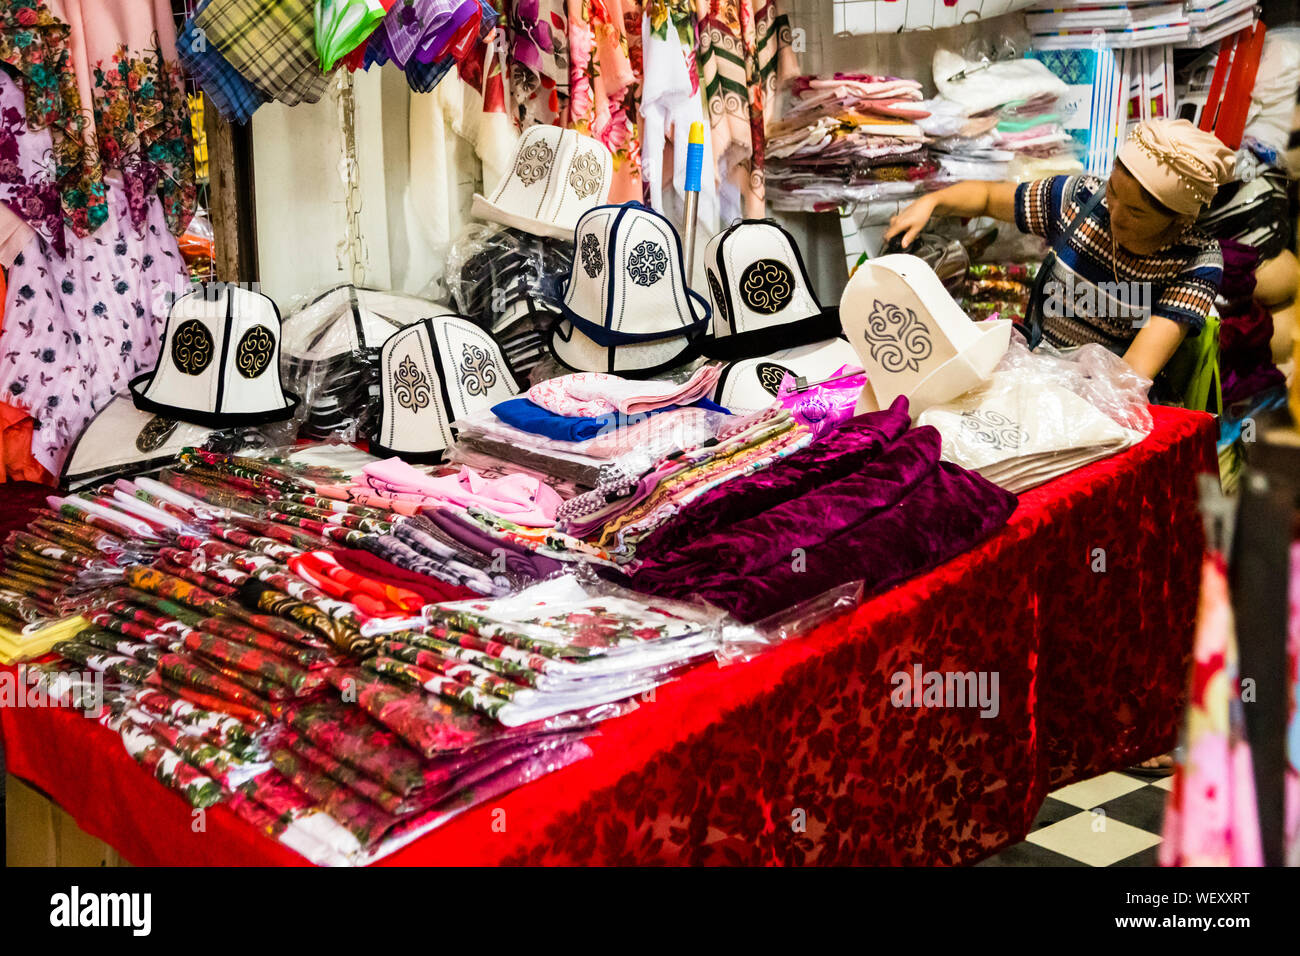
1116, 118, 1236, 216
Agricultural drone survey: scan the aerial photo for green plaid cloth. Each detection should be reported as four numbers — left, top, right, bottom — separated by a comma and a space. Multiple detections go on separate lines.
196, 0, 331, 106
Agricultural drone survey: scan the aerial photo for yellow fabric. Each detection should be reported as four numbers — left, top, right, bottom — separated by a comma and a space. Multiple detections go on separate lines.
0, 615, 88, 665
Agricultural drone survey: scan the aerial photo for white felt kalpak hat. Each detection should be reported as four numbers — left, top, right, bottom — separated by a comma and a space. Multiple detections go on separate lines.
916, 370, 1143, 493
701, 219, 841, 360
60, 393, 215, 489
372, 315, 519, 463
840, 254, 1011, 417
130, 285, 298, 428
551, 202, 711, 378
713, 337, 861, 410
471, 125, 613, 240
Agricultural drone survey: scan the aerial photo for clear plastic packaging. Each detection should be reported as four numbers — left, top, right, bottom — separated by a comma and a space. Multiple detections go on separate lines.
445, 223, 573, 379
995, 330, 1154, 433
714, 580, 864, 666
279, 284, 440, 444
914, 331, 1153, 493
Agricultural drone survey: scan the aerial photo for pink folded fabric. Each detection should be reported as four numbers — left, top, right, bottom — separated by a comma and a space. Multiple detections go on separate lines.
527, 365, 723, 418
362, 459, 563, 527
582, 406, 715, 459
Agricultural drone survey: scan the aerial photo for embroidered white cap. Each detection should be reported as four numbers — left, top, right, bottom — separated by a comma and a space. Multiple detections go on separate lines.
713, 337, 861, 410
701, 219, 841, 360
130, 285, 298, 428
471, 125, 613, 240
840, 254, 1011, 417
372, 315, 519, 462
916, 370, 1142, 493
61, 393, 215, 490
550, 202, 711, 378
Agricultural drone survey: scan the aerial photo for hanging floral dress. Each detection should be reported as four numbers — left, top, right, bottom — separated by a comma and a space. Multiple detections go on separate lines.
0, 1, 194, 478
0, 70, 186, 477
504, 0, 570, 128
565, 0, 640, 201
0, 0, 195, 252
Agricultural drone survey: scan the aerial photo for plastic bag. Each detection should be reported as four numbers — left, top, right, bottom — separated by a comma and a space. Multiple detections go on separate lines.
445, 223, 573, 379
914, 331, 1153, 493
775, 365, 865, 440
714, 580, 864, 666
995, 330, 1154, 433
279, 284, 439, 443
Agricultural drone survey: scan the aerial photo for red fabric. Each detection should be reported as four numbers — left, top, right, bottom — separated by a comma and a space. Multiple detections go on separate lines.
0, 407, 1217, 865
0, 409, 53, 485
329, 548, 479, 604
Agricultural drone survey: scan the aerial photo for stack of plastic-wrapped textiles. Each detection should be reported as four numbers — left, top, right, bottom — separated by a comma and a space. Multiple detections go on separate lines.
444, 365, 728, 496
765, 73, 935, 211
927, 51, 1080, 184
15, 447, 725, 864
958, 262, 1041, 324
464, 369, 817, 565
921, 94, 1081, 184
447, 224, 575, 380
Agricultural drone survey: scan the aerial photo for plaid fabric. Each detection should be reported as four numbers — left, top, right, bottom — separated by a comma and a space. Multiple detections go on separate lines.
405, 53, 453, 93
178, 0, 268, 123
383, 0, 459, 68
196, 0, 331, 106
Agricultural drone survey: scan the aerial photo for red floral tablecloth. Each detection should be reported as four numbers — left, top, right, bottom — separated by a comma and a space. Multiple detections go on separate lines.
0, 406, 1216, 865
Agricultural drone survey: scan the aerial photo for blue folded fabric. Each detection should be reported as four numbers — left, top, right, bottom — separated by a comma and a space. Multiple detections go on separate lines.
179, 1, 268, 124
491, 397, 729, 442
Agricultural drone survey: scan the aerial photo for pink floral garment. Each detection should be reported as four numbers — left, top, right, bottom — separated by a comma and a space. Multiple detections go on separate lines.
566, 0, 641, 201
1159, 552, 1264, 866
0, 72, 186, 476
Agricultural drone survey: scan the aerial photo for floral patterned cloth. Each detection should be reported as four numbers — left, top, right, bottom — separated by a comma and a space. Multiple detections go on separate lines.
1161, 544, 1300, 866
566, 0, 641, 201
0, 209, 184, 474
504, 0, 570, 128
0, 0, 196, 245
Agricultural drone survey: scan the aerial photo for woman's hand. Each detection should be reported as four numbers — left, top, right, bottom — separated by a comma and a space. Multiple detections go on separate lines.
884, 195, 937, 249
1123, 315, 1189, 381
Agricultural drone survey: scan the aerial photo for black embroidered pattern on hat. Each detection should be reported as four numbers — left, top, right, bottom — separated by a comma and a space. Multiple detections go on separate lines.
135, 415, 179, 452
756, 362, 790, 397
460, 343, 500, 397
708, 270, 728, 326
739, 259, 795, 314
235, 325, 276, 378
171, 319, 214, 375
626, 240, 667, 287
394, 355, 432, 410
581, 233, 602, 278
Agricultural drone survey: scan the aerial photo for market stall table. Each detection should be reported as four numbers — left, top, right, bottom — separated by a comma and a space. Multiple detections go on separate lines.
1, 406, 1216, 865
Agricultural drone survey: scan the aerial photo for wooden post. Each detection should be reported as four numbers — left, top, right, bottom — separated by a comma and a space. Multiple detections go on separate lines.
203, 95, 259, 284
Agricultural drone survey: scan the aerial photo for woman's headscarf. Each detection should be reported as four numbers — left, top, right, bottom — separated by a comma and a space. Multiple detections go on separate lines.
1116, 118, 1236, 216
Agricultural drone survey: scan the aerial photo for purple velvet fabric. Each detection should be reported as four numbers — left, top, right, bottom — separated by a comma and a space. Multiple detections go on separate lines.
635, 397, 913, 557
624, 404, 1020, 623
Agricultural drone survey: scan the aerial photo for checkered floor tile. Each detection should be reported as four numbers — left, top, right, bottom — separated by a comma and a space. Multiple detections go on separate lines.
977, 771, 1174, 867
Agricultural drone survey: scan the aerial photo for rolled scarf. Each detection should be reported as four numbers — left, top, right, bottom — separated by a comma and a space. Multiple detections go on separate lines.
1116, 118, 1236, 216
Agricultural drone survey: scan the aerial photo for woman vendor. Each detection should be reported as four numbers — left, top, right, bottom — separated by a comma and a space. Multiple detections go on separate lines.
884, 118, 1237, 382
